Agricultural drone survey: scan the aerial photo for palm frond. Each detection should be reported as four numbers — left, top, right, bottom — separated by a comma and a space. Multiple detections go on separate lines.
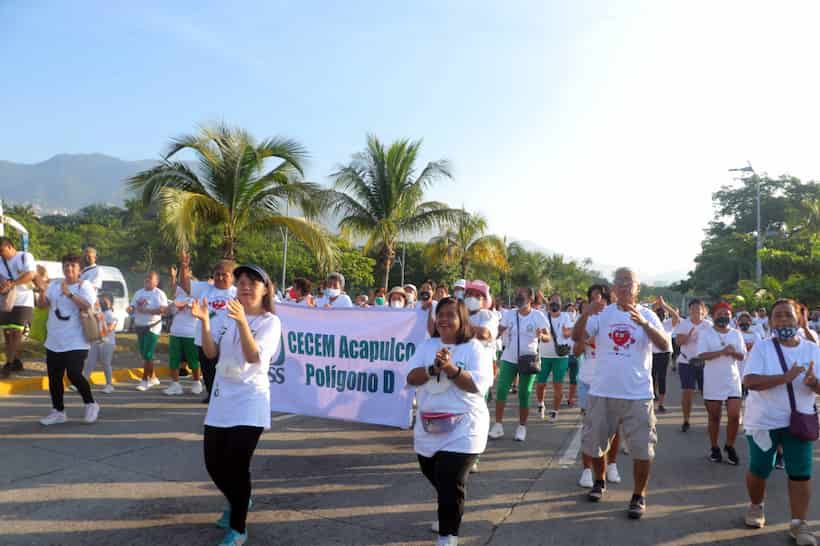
256, 215, 339, 271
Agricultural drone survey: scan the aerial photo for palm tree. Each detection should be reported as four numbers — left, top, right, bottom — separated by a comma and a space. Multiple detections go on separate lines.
127, 124, 336, 268
325, 135, 463, 289
424, 210, 508, 278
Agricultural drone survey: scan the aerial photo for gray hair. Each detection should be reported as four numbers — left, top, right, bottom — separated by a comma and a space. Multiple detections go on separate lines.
613, 267, 640, 284
327, 271, 345, 288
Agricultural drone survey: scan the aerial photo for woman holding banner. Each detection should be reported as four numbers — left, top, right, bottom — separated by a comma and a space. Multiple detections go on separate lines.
407, 297, 493, 546
191, 264, 281, 546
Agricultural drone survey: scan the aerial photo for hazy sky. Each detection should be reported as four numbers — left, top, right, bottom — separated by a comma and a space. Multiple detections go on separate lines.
2, 1, 819, 281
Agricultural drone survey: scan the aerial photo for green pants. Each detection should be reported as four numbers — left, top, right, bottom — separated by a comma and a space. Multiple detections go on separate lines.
169, 336, 199, 369
747, 428, 813, 480
496, 360, 537, 409
537, 356, 569, 384
137, 331, 160, 362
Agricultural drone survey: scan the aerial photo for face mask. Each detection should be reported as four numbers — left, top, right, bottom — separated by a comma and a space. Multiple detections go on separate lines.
419, 291, 431, 302
549, 302, 560, 313
739, 323, 750, 331
514, 295, 527, 308
656, 309, 666, 321
715, 316, 731, 328
465, 297, 481, 312
326, 288, 341, 298
375, 297, 385, 306
775, 326, 798, 340
454, 290, 464, 301
405, 293, 416, 303
390, 300, 404, 309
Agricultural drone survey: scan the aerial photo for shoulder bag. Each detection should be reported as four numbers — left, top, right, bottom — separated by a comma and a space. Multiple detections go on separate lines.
772, 338, 819, 442
1, 257, 17, 312
548, 313, 571, 357
516, 312, 541, 374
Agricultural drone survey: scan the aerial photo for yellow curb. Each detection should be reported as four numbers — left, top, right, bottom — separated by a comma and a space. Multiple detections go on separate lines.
0, 366, 175, 396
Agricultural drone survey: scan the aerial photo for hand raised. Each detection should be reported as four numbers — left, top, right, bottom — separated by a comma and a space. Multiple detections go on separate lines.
227, 299, 246, 323
625, 304, 648, 327
190, 297, 209, 321
785, 363, 806, 383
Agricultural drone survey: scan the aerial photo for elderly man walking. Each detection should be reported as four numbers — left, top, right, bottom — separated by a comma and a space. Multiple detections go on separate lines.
572, 267, 670, 519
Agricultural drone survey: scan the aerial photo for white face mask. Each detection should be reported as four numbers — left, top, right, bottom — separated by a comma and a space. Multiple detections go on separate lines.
326, 288, 341, 298
465, 297, 481, 312
390, 300, 404, 309
454, 290, 464, 301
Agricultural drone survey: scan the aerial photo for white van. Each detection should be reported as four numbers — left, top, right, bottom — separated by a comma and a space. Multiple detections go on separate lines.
36, 261, 130, 333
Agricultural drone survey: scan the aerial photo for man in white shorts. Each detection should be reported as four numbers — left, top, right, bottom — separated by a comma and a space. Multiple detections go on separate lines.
572, 267, 670, 520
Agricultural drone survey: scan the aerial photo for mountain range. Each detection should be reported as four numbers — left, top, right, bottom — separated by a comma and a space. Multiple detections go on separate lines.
0, 153, 157, 212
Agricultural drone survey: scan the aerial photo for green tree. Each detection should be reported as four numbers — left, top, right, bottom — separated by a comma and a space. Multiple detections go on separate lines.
424, 210, 508, 278
127, 123, 337, 268
326, 135, 463, 289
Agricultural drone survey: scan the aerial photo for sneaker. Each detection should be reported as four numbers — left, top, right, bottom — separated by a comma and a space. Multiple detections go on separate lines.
622, 443, 630, 455
628, 494, 646, 519
470, 461, 479, 473
164, 382, 183, 396
68, 385, 78, 392
40, 410, 67, 426
179, 367, 190, 377
681, 421, 690, 433
431, 520, 439, 533
510, 385, 517, 394
436, 536, 458, 546
578, 468, 594, 488
102, 384, 115, 394
148, 376, 160, 387
775, 453, 785, 469
218, 529, 248, 546
136, 380, 149, 392
744, 503, 765, 528
709, 446, 722, 463
548, 410, 558, 423
724, 445, 739, 466
606, 463, 622, 484
588, 480, 606, 502
789, 519, 817, 546
488, 422, 504, 439
191, 380, 204, 395
216, 499, 253, 529
537, 403, 546, 419
656, 405, 667, 413
514, 424, 527, 442
84, 402, 100, 423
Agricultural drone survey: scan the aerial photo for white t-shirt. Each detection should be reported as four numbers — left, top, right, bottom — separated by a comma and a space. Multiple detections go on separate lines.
410, 338, 492, 457
191, 281, 237, 346
540, 312, 574, 357
80, 264, 103, 294
315, 293, 353, 308
204, 312, 281, 430
44, 279, 96, 352
585, 304, 666, 400
743, 338, 820, 430
673, 318, 712, 364
0, 251, 36, 307
469, 310, 499, 346
578, 336, 598, 385
753, 316, 769, 331
696, 326, 746, 400
653, 318, 675, 354
499, 309, 549, 363
130, 288, 168, 335
169, 286, 197, 338
101, 309, 117, 344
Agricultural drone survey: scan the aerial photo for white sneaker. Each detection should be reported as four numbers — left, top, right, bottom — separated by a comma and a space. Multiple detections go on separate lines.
68, 385, 78, 392
488, 422, 504, 439
84, 402, 100, 423
514, 424, 527, 442
431, 520, 439, 533
537, 403, 546, 419
606, 463, 622, 484
102, 384, 115, 394
148, 376, 160, 387
136, 380, 149, 391
40, 410, 67, 426
163, 382, 183, 396
190, 380, 203, 395
578, 468, 594, 488
436, 535, 458, 546
548, 410, 558, 422
622, 444, 630, 455
470, 461, 479, 473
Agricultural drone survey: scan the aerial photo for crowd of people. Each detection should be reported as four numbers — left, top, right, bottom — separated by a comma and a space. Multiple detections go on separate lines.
1, 238, 819, 546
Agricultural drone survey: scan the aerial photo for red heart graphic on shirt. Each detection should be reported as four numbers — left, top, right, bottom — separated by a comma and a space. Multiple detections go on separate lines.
210, 300, 227, 310
610, 328, 632, 347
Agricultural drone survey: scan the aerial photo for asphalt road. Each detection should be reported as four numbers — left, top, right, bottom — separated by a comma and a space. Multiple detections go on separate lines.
1, 372, 817, 546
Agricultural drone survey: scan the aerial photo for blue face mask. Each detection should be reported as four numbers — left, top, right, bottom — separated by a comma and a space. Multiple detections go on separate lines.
775, 326, 798, 340
715, 316, 731, 328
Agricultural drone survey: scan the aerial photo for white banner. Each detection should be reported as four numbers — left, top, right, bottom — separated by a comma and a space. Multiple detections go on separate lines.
269, 303, 428, 429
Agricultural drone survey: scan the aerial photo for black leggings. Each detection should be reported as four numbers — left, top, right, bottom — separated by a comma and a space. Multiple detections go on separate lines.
46, 349, 93, 412
204, 425, 263, 534
652, 352, 671, 396
199, 347, 218, 396
418, 451, 478, 537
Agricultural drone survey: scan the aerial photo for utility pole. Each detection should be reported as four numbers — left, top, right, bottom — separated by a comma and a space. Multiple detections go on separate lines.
728, 162, 761, 284
281, 201, 289, 290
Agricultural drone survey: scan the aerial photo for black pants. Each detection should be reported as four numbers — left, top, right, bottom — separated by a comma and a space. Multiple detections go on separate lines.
652, 352, 671, 397
418, 451, 478, 537
204, 425, 263, 534
199, 347, 218, 396
46, 349, 93, 412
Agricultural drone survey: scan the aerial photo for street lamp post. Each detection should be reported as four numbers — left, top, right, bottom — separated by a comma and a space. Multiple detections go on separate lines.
728, 162, 761, 284
281, 201, 289, 290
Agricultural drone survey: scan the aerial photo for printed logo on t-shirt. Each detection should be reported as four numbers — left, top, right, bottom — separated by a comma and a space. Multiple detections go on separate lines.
607, 323, 638, 354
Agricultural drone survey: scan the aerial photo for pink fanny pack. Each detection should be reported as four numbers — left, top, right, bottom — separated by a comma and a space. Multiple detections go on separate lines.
420, 412, 464, 434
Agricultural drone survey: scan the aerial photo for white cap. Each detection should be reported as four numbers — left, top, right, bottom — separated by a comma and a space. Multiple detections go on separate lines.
454, 279, 467, 289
